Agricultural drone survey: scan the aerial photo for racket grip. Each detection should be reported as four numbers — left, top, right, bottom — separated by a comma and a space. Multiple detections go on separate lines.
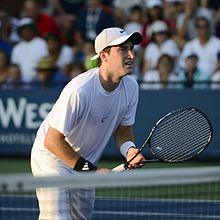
111, 163, 126, 172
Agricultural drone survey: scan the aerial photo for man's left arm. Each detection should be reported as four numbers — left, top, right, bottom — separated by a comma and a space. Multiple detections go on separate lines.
114, 125, 145, 169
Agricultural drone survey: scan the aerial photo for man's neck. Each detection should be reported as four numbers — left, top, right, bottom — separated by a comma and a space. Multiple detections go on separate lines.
98, 69, 121, 92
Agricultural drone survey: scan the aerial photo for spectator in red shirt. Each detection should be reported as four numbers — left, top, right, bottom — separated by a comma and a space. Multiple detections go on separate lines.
22, 0, 60, 38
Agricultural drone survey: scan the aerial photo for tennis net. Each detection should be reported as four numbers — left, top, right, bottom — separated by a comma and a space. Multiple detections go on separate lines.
0, 166, 220, 220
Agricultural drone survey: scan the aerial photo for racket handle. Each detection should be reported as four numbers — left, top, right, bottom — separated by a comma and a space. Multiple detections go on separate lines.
112, 163, 126, 172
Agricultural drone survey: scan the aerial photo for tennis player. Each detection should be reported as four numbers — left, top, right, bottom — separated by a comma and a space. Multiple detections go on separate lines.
31, 27, 145, 220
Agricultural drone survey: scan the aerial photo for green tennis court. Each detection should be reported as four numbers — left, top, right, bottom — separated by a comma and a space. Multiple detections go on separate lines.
1, 158, 220, 173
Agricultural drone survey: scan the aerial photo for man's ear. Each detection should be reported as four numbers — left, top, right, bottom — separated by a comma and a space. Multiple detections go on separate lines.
100, 51, 108, 62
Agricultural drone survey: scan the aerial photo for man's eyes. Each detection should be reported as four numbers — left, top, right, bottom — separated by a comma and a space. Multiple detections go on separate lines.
120, 46, 134, 51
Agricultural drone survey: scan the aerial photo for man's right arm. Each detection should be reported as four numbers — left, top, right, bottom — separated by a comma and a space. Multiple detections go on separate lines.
44, 126, 109, 173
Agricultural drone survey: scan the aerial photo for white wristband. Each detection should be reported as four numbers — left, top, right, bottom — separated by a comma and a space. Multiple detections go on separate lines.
120, 141, 136, 158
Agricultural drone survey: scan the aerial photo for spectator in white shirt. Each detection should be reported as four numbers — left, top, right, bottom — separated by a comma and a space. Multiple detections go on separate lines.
176, 0, 214, 41
179, 16, 220, 76
141, 54, 182, 90
11, 18, 48, 83
142, 20, 180, 76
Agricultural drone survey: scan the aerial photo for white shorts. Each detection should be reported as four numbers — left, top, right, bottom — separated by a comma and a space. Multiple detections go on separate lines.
31, 148, 95, 220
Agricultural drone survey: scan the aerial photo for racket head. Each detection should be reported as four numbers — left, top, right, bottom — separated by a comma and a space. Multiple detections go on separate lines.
148, 107, 212, 163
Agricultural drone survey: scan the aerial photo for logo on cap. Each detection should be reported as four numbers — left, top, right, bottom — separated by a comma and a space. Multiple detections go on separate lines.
120, 30, 124, 33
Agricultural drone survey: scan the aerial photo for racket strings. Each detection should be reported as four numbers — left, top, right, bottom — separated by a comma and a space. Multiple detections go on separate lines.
155, 110, 203, 133
153, 122, 210, 161
154, 119, 210, 148
150, 109, 211, 162
159, 134, 210, 162
153, 112, 209, 146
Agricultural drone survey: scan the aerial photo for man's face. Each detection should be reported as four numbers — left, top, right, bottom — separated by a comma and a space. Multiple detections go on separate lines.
105, 41, 135, 77
19, 26, 35, 41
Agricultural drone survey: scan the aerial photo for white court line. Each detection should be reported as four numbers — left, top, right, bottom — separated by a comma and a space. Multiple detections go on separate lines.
0, 207, 38, 212
93, 210, 220, 219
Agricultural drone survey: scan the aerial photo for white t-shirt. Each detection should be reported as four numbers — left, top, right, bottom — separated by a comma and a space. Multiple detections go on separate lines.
11, 37, 48, 83
32, 68, 139, 164
144, 39, 180, 70
56, 45, 74, 70
179, 36, 220, 76
141, 69, 183, 90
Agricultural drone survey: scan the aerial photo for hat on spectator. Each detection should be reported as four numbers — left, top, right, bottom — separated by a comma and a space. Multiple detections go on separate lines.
184, 50, 198, 59
149, 20, 168, 36
146, 0, 162, 8
91, 27, 143, 60
36, 56, 57, 71
17, 17, 36, 35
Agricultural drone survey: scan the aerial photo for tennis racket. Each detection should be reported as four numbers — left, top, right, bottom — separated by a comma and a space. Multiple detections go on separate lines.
112, 107, 212, 172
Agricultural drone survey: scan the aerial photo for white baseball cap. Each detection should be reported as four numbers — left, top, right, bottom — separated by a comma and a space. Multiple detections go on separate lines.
145, 0, 162, 8
184, 50, 198, 59
91, 27, 143, 60
149, 20, 168, 36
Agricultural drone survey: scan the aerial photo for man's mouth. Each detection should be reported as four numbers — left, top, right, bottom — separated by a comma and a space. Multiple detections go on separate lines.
125, 61, 133, 67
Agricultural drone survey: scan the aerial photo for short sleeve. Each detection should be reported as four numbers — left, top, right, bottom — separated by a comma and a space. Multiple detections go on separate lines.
49, 89, 80, 136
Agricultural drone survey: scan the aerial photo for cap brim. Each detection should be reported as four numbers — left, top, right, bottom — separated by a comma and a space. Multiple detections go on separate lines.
91, 54, 100, 60
109, 32, 143, 47
91, 32, 142, 60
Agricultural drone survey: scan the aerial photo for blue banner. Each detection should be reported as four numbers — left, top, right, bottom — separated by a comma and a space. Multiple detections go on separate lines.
0, 88, 220, 159
0, 88, 61, 156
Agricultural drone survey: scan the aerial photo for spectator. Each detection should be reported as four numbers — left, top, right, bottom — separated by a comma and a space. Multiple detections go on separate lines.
34, 56, 68, 89
142, 20, 180, 75
163, 0, 184, 22
141, 0, 175, 48
0, 8, 20, 44
141, 54, 182, 90
11, 17, 48, 83
49, 0, 85, 18
124, 5, 144, 80
21, 0, 60, 38
211, 51, 220, 89
45, 32, 74, 75
163, 0, 186, 49
49, 0, 85, 45
124, 5, 143, 35
2, 63, 24, 90
113, 0, 144, 27
76, 0, 115, 41
0, 50, 9, 86
179, 51, 210, 89
179, 16, 220, 76
67, 61, 86, 80
176, 0, 214, 41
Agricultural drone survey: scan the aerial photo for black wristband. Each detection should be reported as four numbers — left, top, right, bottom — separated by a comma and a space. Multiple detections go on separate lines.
74, 157, 97, 172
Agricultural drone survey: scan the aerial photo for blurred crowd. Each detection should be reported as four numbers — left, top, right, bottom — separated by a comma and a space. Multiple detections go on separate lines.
0, 0, 220, 90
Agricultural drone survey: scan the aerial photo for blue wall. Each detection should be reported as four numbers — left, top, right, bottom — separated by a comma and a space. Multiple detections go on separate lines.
0, 88, 219, 159
102, 90, 220, 160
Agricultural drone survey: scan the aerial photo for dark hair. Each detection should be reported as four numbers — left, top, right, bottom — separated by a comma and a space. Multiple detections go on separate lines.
157, 54, 174, 69
44, 32, 61, 42
130, 5, 142, 14
98, 46, 112, 66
